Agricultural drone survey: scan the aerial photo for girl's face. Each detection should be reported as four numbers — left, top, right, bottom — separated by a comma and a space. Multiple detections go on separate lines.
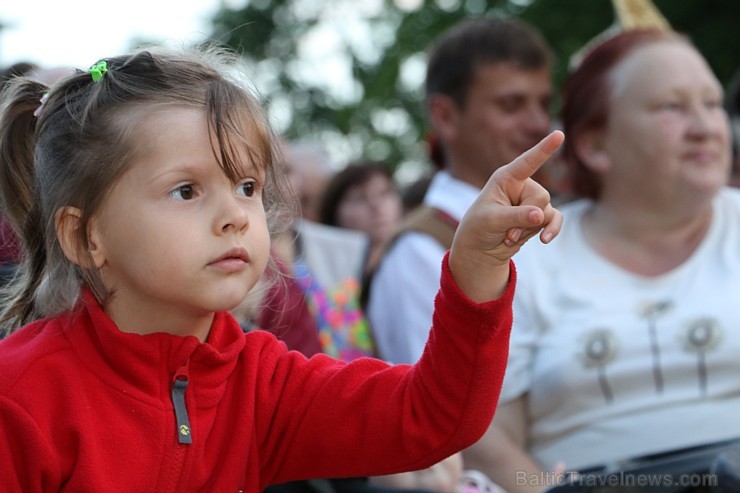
337, 173, 402, 245
599, 41, 730, 204
88, 107, 270, 340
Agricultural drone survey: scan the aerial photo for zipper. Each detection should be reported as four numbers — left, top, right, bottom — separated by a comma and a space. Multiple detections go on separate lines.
171, 360, 193, 445
165, 442, 188, 493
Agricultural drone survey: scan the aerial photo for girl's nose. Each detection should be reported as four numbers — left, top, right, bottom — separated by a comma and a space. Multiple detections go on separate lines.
216, 194, 249, 234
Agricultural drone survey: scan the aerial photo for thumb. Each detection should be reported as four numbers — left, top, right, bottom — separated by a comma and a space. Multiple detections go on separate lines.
492, 204, 545, 233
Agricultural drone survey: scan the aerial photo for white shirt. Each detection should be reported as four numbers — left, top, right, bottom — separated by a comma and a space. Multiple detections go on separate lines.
501, 188, 740, 470
294, 219, 370, 288
367, 171, 480, 364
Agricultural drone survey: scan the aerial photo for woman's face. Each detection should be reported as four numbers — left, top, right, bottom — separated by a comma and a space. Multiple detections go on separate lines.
599, 41, 730, 202
337, 173, 402, 244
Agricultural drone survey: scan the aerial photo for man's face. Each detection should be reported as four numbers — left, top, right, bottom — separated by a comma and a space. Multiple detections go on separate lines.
443, 62, 552, 188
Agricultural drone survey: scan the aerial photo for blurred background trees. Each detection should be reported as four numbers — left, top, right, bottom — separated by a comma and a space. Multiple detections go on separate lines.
208, 0, 739, 179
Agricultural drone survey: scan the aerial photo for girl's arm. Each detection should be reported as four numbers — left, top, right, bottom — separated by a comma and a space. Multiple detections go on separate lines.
258, 131, 564, 486
257, 256, 517, 484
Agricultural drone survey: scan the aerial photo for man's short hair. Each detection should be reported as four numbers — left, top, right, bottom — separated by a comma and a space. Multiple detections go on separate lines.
425, 17, 552, 107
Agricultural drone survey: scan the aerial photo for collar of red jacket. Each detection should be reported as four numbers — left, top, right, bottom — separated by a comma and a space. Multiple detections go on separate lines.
62, 289, 247, 407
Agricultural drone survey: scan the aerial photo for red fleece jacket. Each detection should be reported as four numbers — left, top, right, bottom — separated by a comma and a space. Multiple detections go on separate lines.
0, 255, 515, 492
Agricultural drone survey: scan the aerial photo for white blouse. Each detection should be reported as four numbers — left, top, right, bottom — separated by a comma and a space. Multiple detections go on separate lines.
502, 188, 740, 470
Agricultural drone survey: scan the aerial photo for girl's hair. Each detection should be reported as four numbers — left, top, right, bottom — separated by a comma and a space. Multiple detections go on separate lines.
317, 160, 395, 228
0, 45, 294, 334
560, 28, 687, 200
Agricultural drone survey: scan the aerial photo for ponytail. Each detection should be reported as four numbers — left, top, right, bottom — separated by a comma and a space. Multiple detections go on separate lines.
0, 78, 45, 233
0, 78, 50, 333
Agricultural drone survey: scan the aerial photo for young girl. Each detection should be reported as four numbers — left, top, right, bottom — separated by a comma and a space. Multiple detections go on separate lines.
0, 46, 563, 492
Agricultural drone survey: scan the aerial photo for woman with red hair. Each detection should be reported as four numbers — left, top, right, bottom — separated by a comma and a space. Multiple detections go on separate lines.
466, 29, 740, 493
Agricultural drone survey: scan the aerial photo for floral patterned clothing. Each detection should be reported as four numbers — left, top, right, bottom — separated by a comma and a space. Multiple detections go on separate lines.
293, 258, 375, 361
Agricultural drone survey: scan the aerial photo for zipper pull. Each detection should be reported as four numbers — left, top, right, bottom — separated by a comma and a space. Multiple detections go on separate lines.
171, 361, 193, 445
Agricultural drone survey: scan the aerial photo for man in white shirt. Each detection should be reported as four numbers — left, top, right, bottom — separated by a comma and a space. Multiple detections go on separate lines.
367, 17, 555, 364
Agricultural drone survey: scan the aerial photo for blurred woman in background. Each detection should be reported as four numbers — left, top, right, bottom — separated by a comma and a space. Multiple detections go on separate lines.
319, 161, 403, 276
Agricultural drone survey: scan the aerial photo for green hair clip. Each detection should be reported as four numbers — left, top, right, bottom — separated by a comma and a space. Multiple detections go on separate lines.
88, 61, 108, 82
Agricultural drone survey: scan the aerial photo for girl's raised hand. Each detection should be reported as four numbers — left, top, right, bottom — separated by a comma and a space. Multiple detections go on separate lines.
448, 130, 565, 303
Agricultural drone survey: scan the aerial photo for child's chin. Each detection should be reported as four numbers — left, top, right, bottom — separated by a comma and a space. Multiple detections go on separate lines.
211, 294, 250, 313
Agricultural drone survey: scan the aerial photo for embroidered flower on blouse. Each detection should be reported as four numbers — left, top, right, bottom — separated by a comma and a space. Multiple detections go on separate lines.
681, 317, 723, 354
579, 328, 619, 368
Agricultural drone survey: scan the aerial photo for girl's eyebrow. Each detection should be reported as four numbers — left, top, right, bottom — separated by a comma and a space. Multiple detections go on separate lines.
151, 163, 203, 177
146, 162, 217, 184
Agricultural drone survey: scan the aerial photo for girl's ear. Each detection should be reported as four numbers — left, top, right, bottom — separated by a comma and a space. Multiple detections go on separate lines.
55, 207, 105, 269
574, 129, 612, 173
427, 94, 460, 143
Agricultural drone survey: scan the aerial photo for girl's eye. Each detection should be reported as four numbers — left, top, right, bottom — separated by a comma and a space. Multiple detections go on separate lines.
170, 184, 196, 201
236, 180, 256, 198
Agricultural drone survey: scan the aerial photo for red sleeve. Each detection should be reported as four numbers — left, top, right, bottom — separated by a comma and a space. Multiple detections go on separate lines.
0, 396, 61, 492
257, 252, 516, 485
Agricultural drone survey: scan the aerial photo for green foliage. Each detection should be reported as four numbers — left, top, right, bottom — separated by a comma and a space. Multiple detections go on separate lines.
519, 0, 740, 110
208, 0, 740, 175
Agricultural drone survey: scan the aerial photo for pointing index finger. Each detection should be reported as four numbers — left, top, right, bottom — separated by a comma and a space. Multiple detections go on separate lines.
502, 130, 564, 182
